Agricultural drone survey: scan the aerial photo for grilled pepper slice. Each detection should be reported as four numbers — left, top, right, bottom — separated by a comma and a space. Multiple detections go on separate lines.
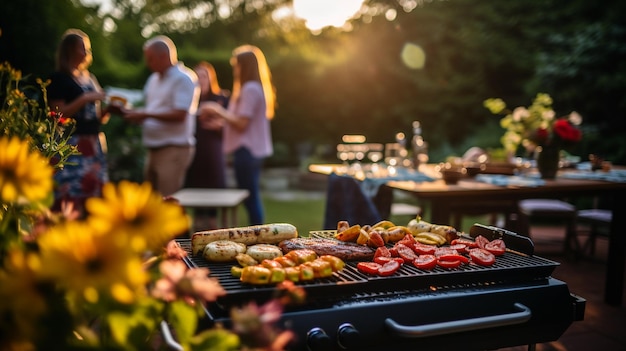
284, 266, 301, 282
305, 259, 333, 278
231, 266, 243, 278
299, 264, 315, 281
319, 255, 345, 272
240, 266, 271, 285
261, 259, 283, 270
285, 249, 318, 264
274, 256, 297, 268
269, 267, 286, 284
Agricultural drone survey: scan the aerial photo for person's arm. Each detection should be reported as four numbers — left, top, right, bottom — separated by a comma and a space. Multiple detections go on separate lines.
49, 91, 106, 118
200, 101, 249, 132
124, 109, 187, 124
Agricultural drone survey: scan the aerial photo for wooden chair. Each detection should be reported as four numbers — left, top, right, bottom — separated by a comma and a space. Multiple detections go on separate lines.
577, 208, 612, 257
517, 199, 579, 257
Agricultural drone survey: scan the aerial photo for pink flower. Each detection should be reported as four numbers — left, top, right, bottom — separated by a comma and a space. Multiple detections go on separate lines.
151, 260, 225, 305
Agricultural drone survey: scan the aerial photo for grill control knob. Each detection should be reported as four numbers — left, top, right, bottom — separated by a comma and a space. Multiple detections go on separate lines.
337, 323, 361, 349
307, 327, 332, 351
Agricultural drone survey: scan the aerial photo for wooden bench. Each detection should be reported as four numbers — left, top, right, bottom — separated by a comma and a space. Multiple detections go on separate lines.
171, 188, 249, 229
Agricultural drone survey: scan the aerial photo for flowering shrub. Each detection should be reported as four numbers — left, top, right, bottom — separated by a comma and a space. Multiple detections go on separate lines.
0, 63, 299, 351
483, 93, 582, 154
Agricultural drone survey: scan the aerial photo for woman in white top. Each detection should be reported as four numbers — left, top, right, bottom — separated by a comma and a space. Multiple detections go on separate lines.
201, 45, 275, 225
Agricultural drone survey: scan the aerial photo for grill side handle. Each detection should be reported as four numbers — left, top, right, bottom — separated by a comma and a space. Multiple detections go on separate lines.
385, 303, 531, 338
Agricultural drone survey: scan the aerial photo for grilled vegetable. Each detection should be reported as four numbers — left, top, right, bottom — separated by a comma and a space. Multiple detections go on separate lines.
269, 267, 286, 283
284, 266, 301, 282
334, 224, 361, 242
274, 256, 297, 268
246, 244, 283, 261
319, 255, 345, 272
261, 259, 283, 270
414, 232, 447, 246
371, 220, 395, 230
240, 266, 271, 284
285, 249, 318, 264
191, 223, 298, 255
299, 264, 315, 281
407, 218, 433, 235
203, 240, 247, 262
356, 229, 370, 245
305, 259, 333, 278
235, 253, 258, 267
430, 224, 459, 243
382, 226, 411, 243
231, 266, 243, 278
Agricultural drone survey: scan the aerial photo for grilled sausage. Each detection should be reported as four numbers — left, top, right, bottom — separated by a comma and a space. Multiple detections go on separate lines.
191, 223, 298, 255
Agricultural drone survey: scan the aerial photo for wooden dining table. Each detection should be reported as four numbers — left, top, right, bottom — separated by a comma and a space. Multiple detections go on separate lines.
309, 163, 626, 306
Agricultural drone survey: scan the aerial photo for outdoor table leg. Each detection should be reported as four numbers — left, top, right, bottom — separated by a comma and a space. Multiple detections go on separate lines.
220, 208, 228, 229
605, 191, 625, 306
429, 200, 451, 225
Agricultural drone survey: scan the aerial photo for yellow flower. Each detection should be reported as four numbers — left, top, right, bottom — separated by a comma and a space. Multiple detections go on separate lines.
0, 136, 53, 204
86, 181, 189, 253
37, 220, 147, 304
0, 250, 48, 342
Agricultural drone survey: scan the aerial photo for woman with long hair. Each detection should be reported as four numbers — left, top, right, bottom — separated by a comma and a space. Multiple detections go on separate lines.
201, 45, 275, 225
47, 29, 110, 216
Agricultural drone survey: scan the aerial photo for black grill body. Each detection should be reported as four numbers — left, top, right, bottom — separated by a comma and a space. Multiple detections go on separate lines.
176, 229, 585, 351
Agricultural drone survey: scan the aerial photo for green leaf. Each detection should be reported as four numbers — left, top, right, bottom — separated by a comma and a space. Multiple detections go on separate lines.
189, 328, 240, 351
166, 300, 198, 345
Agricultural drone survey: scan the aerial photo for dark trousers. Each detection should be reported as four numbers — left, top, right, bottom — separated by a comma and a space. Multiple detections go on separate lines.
233, 147, 264, 225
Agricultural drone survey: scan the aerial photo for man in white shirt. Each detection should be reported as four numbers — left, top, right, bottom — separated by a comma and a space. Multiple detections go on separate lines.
124, 35, 200, 196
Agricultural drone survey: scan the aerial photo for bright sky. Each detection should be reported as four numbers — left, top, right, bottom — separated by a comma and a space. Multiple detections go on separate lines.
82, 0, 365, 33
292, 0, 364, 31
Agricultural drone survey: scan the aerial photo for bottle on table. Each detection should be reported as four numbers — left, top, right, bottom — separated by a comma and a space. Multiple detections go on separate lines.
411, 120, 429, 170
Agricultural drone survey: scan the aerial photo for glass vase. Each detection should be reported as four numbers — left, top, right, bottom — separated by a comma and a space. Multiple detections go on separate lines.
536, 145, 560, 179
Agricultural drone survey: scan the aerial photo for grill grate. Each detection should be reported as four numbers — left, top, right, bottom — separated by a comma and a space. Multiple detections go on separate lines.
177, 234, 559, 310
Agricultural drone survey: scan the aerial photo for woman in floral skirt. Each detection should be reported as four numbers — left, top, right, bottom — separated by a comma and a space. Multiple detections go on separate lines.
47, 29, 110, 216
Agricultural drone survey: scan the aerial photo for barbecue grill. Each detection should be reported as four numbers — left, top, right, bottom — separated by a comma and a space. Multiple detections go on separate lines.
171, 224, 585, 351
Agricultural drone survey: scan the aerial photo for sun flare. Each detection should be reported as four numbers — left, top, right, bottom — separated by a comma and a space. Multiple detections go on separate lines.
292, 0, 364, 31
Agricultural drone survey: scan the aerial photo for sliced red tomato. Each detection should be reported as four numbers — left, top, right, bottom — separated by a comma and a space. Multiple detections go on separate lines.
397, 234, 416, 250
374, 256, 404, 265
378, 259, 402, 276
374, 246, 391, 259
388, 246, 399, 257
413, 242, 437, 255
448, 243, 468, 254
469, 248, 496, 266
474, 235, 490, 249
413, 255, 437, 270
451, 238, 478, 248
437, 253, 469, 264
485, 239, 506, 256
396, 243, 419, 263
357, 262, 382, 275
437, 259, 462, 269
434, 247, 459, 257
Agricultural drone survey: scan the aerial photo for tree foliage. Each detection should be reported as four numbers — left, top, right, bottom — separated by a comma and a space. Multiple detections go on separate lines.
1, 0, 625, 171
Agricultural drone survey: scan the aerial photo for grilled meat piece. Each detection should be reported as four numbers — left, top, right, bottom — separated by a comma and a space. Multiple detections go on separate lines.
279, 238, 375, 261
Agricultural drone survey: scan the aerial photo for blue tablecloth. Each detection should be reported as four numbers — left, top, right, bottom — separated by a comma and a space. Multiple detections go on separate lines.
474, 174, 546, 187
323, 167, 435, 229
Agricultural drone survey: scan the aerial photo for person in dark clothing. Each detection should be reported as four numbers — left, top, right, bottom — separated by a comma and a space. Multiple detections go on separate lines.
185, 61, 230, 231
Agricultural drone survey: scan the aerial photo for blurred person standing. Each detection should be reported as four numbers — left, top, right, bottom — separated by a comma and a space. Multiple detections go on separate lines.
124, 35, 200, 197
185, 61, 230, 231
47, 28, 110, 217
201, 45, 275, 225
